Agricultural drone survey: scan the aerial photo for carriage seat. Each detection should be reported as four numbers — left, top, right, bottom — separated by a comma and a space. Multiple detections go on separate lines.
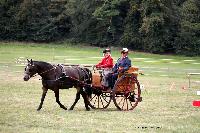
126, 66, 139, 74
118, 66, 139, 78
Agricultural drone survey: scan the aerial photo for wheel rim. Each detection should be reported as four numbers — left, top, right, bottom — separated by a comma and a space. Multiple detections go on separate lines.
88, 90, 111, 109
113, 75, 141, 111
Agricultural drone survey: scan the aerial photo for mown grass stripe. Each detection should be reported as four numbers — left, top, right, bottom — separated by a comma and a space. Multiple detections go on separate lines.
161, 59, 173, 61
183, 60, 196, 62
192, 63, 200, 65
170, 62, 181, 64
143, 60, 158, 63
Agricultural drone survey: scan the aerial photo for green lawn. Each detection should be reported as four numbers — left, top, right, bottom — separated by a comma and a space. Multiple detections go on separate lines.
0, 42, 200, 133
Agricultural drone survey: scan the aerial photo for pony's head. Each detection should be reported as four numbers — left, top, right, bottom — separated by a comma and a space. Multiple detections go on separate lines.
23, 59, 37, 81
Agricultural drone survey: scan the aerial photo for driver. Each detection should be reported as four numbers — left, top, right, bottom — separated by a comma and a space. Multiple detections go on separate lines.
95, 48, 113, 88
108, 48, 131, 89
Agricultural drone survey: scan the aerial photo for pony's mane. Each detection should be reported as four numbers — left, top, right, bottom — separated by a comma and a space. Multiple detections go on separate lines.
32, 61, 52, 68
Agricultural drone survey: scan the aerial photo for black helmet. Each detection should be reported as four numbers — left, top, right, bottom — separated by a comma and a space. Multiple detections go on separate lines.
103, 48, 111, 53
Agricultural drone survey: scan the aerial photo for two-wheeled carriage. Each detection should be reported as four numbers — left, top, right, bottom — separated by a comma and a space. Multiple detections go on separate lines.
87, 66, 142, 111
24, 59, 141, 111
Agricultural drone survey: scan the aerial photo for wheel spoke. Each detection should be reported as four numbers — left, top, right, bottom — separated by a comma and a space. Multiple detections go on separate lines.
126, 98, 129, 110
90, 94, 97, 101
121, 97, 126, 110
102, 94, 109, 103
128, 94, 134, 108
99, 96, 105, 108
93, 96, 98, 106
117, 95, 124, 105
98, 96, 100, 108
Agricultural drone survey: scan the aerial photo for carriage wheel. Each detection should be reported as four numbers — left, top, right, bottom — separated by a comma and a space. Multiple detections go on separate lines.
112, 75, 141, 111
88, 89, 111, 109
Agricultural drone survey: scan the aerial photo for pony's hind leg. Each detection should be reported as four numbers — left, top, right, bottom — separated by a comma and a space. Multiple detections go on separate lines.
37, 87, 48, 111
54, 89, 67, 110
69, 88, 81, 110
81, 91, 90, 111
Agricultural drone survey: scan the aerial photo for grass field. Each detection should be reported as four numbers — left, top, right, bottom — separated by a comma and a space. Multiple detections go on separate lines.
0, 42, 200, 133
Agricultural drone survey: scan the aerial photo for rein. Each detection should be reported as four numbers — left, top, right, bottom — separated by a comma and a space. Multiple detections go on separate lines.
32, 65, 57, 78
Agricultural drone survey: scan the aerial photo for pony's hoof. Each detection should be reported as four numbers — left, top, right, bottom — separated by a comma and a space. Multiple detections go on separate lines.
68, 108, 73, 111
61, 106, 68, 110
86, 108, 90, 111
37, 108, 41, 111
63, 107, 68, 110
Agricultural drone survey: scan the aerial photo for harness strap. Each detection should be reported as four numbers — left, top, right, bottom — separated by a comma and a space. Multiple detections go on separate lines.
32, 65, 57, 78
39, 65, 57, 75
80, 68, 90, 83
57, 64, 66, 74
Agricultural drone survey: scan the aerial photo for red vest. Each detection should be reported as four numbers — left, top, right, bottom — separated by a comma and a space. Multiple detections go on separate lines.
96, 55, 113, 68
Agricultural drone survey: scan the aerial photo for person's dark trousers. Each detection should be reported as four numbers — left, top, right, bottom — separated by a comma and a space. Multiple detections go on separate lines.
107, 73, 113, 89
108, 73, 118, 89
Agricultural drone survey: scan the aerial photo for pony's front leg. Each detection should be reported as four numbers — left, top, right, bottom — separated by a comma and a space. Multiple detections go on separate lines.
54, 89, 67, 110
69, 88, 81, 110
37, 87, 48, 111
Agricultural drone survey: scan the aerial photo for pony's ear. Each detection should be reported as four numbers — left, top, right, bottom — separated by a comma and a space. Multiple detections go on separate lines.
27, 59, 30, 63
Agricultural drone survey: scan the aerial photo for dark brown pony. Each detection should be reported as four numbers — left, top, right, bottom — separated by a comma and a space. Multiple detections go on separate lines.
23, 59, 92, 111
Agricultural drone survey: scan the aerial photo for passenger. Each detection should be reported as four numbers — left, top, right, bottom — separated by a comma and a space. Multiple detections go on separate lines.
108, 48, 131, 89
96, 48, 113, 88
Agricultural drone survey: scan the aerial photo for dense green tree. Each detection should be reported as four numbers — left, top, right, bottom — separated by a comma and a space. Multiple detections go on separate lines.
119, 0, 143, 49
0, 0, 23, 40
92, 0, 129, 45
0, 0, 71, 41
175, 0, 200, 56
64, 0, 97, 42
139, 0, 179, 53
0, 0, 199, 56
16, 0, 71, 41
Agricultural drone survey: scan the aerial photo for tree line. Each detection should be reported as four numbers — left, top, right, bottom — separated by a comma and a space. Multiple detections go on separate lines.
0, 0, 200, 56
